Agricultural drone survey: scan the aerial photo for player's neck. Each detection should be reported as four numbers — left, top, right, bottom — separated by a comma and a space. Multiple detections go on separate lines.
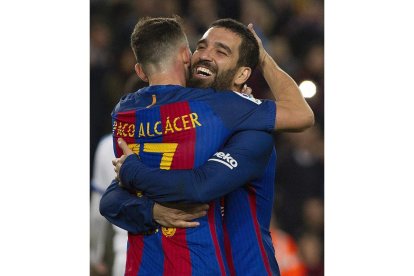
149, 72, 186, 87
232, 84, 242, 92
148, 59, 187, 87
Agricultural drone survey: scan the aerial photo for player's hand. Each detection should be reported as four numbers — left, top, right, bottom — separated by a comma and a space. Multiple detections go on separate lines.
247, 23, 269, 69
241, 84, 253, 95
153, 202, 209, 228
112, 138, 134, 181
112, 155, 127, 181
117, 138, 134, 156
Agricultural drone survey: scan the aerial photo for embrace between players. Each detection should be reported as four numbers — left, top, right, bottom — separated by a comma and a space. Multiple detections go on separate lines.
100, 16, 314, 276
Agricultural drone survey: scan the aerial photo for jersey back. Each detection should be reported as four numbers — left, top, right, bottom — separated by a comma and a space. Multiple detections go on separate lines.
112, 85, 276, 276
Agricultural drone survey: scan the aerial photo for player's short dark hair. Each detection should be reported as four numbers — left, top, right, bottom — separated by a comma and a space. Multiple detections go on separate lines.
210, 19, 259, 70
131, 16, 187, 67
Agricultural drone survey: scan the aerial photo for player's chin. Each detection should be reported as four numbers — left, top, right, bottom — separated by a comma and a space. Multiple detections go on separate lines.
189, 74, 214, 88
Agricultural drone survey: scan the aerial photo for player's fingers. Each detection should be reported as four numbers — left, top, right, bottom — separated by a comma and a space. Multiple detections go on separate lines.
191, 203, 209, 212
178, 207, 208, 219
174, 220, 200, 228
118, 138, 134, 156
119, 154, 127, 163
248, 23, 264, 47
242, 85, 253, 95
115, 163, 122, 173
184, 210, 208, 220
112, 158, 118, 166
247, 23, 259, 39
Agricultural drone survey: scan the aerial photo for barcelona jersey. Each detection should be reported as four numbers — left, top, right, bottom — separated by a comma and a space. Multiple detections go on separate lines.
223, 150, 280, 275
111, 85, 275, 275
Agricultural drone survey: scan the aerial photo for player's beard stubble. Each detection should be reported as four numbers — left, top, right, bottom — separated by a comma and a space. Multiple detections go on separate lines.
188, 62, 238, 91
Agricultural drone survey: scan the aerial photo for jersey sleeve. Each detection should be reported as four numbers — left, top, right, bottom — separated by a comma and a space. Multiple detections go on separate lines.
119, 130, 274, 203
99, 179, 159, 234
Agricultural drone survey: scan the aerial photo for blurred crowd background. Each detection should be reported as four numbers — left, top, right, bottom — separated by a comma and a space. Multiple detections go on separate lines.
90, 0, 324, 275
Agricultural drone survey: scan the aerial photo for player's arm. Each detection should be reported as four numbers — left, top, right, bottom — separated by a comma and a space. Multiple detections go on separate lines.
248, 24, 315, 131
117, 130, 274, 203
99, 180, 208, 233
99, 180, 159, 233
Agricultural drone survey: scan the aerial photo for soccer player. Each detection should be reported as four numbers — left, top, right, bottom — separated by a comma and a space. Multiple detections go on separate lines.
108, 25, 289, 271
100, 17, 313, 275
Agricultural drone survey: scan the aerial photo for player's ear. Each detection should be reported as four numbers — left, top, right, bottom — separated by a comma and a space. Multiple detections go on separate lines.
233, 67, 252, 87
135, 63, 149, 82
181, 46, 192, 66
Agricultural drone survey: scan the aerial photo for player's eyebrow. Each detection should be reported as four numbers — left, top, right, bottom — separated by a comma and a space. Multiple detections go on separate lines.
215, 42, 232, 54
196, 39, 232, 55
197, 38, 207, 46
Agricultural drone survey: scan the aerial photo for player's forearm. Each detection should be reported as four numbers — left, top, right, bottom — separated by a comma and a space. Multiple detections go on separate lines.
261, 53, 314, 131
99, 180, 158, 234
120, 156, 226, 203
141, 165, 264, 203
119, 155, 199, 202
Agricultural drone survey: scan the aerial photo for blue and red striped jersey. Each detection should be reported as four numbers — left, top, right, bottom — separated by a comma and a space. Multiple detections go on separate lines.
102, 133, 280, 275
223, 150, 280, 275
111, 85, 275, 276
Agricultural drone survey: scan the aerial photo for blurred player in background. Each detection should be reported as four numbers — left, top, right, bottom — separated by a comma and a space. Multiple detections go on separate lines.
91, 134, 126, 276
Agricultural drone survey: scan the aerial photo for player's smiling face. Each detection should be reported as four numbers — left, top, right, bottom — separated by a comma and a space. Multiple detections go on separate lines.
188, 27, 241, 91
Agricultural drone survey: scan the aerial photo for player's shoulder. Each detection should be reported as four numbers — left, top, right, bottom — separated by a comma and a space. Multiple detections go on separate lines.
203, 89, 272, 107
123, 87, 150, 103
230, 91, 263, 105
113, 87, 149, 113
166, 86, 265, 105
178, 87, 215, 98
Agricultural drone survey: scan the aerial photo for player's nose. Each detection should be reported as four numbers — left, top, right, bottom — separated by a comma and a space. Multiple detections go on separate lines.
198, 48, 213, 62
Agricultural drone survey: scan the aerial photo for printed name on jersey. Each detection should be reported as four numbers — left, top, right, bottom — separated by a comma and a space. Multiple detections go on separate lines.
233, 91, 262, 105
113, 112, 202, 138
208, 152, 238, 169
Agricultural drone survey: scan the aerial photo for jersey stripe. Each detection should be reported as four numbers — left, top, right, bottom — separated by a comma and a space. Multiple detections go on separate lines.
223, 221, 236, 276
138, 233, 164, 275
125, 234, 144, 276
161, 231, 191, 275
160, 102, 195, 169
247, 186, 272, 275
160, 102, 195, 275
113, 110, 136, 157
207, 201, 227, 275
